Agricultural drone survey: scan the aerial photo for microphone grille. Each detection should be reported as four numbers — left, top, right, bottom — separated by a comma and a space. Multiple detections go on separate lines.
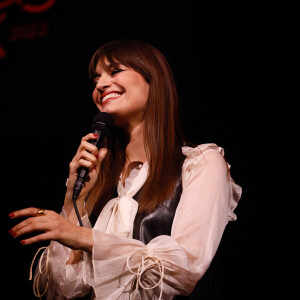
91, 112, 114, 131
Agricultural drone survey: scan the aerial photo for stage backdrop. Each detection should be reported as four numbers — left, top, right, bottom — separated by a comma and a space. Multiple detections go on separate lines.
1, 2, 299, 299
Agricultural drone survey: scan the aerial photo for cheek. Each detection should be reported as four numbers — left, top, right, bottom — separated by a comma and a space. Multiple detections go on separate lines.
128, 86, 149, 111
138, 83, 149, 107
125, 72, 149, 101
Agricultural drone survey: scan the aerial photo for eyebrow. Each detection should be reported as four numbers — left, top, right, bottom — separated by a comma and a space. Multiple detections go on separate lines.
93, 71, 101, 77
93, 62, 124, 78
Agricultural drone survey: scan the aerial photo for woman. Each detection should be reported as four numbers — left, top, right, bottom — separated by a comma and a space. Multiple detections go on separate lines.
8, 39, 242, 299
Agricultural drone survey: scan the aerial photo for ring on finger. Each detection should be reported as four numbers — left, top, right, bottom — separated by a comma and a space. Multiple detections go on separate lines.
36, 208, 46, 216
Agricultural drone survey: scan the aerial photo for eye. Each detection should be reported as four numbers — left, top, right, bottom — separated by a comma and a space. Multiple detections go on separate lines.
111, 68, 123, 76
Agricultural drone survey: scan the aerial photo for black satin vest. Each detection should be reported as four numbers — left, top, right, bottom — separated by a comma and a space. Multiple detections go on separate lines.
132, 177, 219, 300
132, 178, 182, 244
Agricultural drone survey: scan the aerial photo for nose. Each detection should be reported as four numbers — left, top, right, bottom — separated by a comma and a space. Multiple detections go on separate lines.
96, 73, 111, 93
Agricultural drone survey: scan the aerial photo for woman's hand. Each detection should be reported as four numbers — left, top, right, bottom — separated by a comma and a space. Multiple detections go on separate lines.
8, 207, 93, 252
65, 133, 107, 208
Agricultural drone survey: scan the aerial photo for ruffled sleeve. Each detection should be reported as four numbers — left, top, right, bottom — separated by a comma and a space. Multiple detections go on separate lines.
171, 143, 242, 257
181, 143, 241, 221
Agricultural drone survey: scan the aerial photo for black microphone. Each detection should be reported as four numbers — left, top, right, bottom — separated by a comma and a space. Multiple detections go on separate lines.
72, 112, 113, 226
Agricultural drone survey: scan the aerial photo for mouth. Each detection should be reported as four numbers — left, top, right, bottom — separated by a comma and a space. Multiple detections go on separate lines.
101, 92, 123, 105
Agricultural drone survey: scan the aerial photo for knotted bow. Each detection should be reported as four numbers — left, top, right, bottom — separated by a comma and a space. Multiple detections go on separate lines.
96, 163, 149, 238
126, 246, 164, 300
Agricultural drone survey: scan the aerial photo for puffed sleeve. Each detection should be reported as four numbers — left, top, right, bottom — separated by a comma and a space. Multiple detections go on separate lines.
85, 144, 242, 299
171, 143, 242, 278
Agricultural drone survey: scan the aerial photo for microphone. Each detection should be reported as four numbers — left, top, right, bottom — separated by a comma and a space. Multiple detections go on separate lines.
72, 112, 113, 226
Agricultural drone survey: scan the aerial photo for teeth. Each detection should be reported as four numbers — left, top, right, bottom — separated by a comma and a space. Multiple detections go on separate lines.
102, 93, 122, 103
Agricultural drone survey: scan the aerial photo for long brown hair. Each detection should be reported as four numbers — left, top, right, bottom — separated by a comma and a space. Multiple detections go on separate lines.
87, 39, 184, 220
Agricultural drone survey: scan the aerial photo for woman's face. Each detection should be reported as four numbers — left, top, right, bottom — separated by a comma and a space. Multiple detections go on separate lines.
92, 60, 149, 129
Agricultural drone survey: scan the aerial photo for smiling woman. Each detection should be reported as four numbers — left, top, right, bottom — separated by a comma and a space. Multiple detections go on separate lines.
9, 39, 241, 299
92, 61, 149, 129
88, 39, 185, 216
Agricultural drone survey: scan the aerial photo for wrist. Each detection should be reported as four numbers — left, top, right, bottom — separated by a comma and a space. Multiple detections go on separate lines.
63, 195, 86, 221
66, 228, 93, 264
80, 227, 94, 253
64, 189, 86, 206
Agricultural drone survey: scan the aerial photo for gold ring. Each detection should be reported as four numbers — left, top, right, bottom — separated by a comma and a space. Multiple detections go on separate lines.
36, 208, 45, 216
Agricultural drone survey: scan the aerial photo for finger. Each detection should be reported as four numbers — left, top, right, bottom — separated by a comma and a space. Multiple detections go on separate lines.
21, 232, 53, 246
81, 132, 99, 142
70, 151, 98, 173
77, 134, 99, 156
69, 156, 91, 174
80, 140, 99, 154
75, 158, 94, 172
80, 150, 98, 164
9, 216, 48, 237
74, 147, 106, 170
8, 207, 44, 219
71, 134, 101, 170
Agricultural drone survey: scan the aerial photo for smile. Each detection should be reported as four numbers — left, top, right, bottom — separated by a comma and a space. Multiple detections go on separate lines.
101, 92, 123, 104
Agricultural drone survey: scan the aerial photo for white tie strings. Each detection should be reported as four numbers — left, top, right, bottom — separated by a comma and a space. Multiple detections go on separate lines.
126, 247, 165, 300
29, 246, 51, 299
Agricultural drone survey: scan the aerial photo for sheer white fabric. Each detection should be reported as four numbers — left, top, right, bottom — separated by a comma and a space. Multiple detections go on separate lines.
38, 144, 242, 299
96, 162, 148, 238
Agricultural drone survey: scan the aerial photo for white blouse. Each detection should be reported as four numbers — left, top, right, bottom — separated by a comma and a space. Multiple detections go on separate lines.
36, 144, 242, 299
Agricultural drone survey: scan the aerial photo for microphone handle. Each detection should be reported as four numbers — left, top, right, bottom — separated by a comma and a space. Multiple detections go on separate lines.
72, 129, 105, 226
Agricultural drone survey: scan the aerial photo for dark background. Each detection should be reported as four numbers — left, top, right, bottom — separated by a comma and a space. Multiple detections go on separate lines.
1, 2, 299, 299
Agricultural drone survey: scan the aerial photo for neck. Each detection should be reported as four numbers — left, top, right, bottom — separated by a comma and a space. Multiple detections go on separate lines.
124, 121, 147, 164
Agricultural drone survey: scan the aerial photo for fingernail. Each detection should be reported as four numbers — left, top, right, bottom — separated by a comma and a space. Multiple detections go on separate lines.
94, 134, 98, 138
10, 232, 17, 237
8, 229, 13, 234
95, 153, 99, 159
8, 213, 14, 218
21, 240, 26, 245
